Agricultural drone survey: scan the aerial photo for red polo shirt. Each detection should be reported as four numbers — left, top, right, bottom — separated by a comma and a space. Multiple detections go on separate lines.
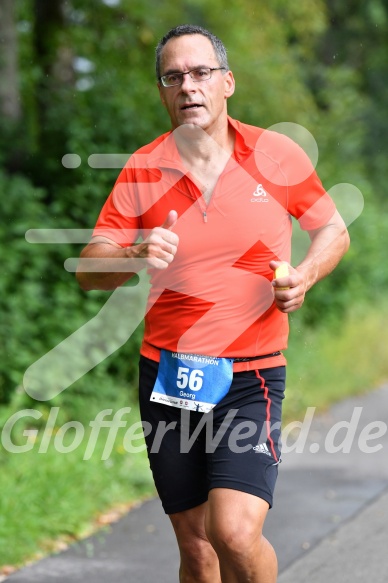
93, 117, 336, 371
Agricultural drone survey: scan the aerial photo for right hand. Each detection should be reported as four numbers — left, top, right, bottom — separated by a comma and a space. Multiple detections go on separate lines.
128, 210, 179, 269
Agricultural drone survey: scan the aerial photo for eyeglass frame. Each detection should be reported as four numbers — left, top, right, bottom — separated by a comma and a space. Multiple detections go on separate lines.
158, 67, 226, 88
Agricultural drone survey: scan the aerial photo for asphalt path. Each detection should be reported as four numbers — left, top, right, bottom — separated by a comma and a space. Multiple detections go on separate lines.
4, 384, 388, 583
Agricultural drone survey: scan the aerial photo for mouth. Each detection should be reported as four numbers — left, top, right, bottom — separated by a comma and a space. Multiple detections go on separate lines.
180, 104, 203, 111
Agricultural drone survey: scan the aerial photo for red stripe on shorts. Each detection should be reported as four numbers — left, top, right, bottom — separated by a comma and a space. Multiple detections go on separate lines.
255, 370, 278, 463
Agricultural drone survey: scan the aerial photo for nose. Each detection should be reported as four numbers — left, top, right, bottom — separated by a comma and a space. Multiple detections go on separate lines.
180, 72, 197, 92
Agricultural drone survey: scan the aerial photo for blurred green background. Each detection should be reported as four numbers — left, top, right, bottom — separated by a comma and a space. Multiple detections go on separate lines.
1, 0, 388, 569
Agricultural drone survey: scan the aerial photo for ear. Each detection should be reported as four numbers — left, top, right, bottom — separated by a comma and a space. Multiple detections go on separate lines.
223, 70, 235, 99
158, 82, 167, 107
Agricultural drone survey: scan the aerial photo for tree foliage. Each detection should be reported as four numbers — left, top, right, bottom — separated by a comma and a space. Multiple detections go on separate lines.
0, 0, 387, 408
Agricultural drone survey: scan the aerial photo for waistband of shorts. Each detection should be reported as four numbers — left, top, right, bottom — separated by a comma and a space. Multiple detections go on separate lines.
140, 342, 287, 371
233, 352, 281, 362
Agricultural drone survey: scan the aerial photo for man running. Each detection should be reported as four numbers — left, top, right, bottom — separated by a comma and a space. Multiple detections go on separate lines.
77, 24, 349, 583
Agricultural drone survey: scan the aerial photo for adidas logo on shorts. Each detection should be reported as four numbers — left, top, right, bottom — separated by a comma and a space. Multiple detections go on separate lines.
252, 443, 272, 456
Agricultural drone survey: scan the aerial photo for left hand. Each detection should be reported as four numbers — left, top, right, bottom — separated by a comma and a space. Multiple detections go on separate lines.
269, 260, 308, 313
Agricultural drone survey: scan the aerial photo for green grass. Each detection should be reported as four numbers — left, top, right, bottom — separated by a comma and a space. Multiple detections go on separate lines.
284, 301, 388, 421
0, 404, 155, 567
1, 301, 388, 569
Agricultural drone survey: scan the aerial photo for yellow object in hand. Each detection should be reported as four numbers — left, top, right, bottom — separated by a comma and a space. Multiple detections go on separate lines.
274, 263, 290, 290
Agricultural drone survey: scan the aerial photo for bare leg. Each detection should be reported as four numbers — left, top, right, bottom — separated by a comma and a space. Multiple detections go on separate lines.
205, 488, 277, 583
169, 502, 222, 583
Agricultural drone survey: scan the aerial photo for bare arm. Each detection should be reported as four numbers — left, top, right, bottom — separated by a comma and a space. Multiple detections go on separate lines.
270, 210, 350, 313
76, 210, 179, 291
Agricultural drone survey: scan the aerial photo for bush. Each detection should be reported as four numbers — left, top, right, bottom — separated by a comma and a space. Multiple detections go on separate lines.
0, 169, 142, 417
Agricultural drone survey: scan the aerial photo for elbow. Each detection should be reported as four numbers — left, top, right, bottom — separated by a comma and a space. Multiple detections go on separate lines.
75, 259, 95, 292
76, 270, 93, 292
343, 228, 351, 255
75, 269, 119, 292
76, 246, 96, 291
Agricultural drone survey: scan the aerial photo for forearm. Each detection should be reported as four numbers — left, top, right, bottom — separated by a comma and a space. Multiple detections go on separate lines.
296, 211, 350, 292
76, 214, 179, 292
76, 243, 144, 291
271, 211, 350, 314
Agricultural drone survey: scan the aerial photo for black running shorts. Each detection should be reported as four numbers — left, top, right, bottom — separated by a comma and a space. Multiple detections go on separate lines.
138, 356, 286, 515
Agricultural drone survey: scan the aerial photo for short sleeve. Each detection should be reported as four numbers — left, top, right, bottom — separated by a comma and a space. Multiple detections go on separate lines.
252, 129, 337, 231
92, 165, 142, 247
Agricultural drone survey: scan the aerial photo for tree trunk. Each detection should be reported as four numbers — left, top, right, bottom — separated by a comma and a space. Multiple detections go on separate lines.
0, 0, 21, 121
31, 0, 75, 187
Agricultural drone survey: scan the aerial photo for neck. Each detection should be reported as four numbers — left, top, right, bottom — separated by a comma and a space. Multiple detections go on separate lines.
174, 122, 235, 165
173, 122, 236, 206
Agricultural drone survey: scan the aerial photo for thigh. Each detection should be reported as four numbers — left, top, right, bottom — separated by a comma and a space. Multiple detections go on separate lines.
208, 366, 286, 508
138, 356, 209, 514
206, 487, 270, 540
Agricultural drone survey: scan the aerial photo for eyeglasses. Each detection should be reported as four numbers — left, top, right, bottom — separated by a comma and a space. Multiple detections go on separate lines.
159, 67, 226, 88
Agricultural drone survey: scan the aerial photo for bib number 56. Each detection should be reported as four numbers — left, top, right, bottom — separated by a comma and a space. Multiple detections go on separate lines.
176, 367, 204, 391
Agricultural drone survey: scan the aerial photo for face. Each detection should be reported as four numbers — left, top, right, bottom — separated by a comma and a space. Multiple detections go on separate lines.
158, 35, 235, 133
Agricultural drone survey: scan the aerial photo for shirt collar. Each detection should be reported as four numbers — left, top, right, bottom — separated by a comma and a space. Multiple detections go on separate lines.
144, 116, 255, 171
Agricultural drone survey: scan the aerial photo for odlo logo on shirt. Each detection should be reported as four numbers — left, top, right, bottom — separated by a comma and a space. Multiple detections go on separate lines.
251, 184, 269, 202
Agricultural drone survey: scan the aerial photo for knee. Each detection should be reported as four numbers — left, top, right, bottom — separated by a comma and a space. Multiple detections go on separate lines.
206, 519, 262, 560
178, 535, 218, 580
169, 504, 222, 581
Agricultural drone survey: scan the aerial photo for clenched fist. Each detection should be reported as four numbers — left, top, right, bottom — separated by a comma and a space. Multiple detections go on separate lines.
128, 210, 179, 270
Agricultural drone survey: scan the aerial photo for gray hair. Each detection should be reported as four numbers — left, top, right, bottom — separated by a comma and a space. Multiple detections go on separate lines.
155, 24, 229, 79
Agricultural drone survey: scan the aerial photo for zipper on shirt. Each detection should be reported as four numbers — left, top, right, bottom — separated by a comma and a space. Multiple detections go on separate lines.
197, 198, 208, 223
189, 180, 209, 223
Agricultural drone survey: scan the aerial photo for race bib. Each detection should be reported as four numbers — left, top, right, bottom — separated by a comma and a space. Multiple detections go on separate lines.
150, 350, 233, 413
